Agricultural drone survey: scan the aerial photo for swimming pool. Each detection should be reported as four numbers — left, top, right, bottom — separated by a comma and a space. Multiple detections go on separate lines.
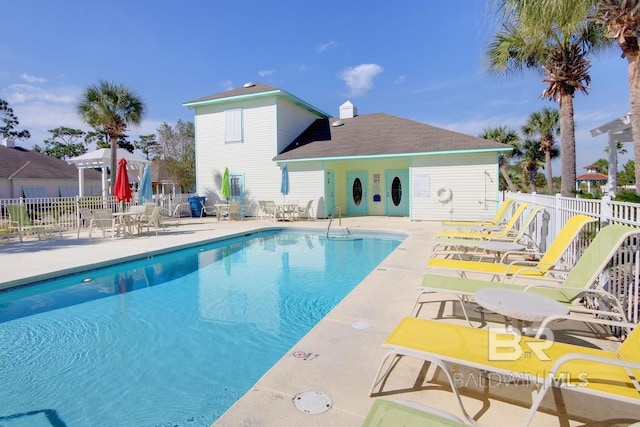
0, 229, 403, 426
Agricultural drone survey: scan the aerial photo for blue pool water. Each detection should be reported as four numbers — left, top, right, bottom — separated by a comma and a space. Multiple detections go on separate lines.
0, 229, 402, 427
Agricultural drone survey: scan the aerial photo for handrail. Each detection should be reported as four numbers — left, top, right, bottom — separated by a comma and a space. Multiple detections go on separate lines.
327, 206, 341, 238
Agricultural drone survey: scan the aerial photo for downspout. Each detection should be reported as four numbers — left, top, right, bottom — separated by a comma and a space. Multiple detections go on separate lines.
8, 161, 31, 199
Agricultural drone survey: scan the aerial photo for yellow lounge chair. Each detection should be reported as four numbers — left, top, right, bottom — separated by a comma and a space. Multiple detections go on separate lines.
441, 198, 516, 228
436, 203, 531, 240
370, 317, 640, 426
413, 224, 640, 330
428, 214, 598, 281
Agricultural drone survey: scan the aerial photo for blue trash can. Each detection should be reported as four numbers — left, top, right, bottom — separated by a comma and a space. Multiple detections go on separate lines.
188, 196, 206, 217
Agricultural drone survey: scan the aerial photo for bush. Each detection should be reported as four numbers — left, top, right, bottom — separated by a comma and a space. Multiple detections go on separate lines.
614, 189, 640, 203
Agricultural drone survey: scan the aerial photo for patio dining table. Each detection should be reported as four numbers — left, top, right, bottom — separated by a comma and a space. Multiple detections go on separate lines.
275, 203, 298, 221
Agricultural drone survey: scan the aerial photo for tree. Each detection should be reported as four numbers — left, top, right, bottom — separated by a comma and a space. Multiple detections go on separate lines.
134, 134, 157, 160
593, 158, 609, 175
518, 138, 547, 192
155, 120, 195, 191
32, 127, 87, 160
77, 81, 145, 191
0, 98, 30, 141
479, 126, 521, 191
522, 107, 560, 193
618, 159, 636, 186
592, 0, 640, 194
487, 0, 605, 197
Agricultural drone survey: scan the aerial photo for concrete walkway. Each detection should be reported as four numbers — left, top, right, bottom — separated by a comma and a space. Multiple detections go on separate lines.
0, 216, 636, 426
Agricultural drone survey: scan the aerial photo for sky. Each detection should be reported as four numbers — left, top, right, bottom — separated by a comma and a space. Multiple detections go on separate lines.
0, 0, 634, 175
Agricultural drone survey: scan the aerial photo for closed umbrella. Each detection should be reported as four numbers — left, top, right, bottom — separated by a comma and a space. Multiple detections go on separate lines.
113, 158, 132, 202
138, 164, 152, 204
221, 167, 231, 201
280, 163, 289, 203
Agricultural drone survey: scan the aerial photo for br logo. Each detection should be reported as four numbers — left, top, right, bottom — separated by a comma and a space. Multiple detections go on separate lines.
488, 327, 554, 361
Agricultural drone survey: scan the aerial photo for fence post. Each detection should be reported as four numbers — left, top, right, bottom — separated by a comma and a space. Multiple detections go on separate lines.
554, 193, 563, 239
600, 196, 612, 224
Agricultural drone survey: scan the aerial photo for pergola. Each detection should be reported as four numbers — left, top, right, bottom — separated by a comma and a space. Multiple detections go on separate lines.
67, 148, 151, 198
589, 113, 632, 196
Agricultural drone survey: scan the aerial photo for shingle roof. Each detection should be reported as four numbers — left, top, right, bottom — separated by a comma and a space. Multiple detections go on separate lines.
0, 146, 102, 179
183, 83, 330, 118
273, 113, 512, 161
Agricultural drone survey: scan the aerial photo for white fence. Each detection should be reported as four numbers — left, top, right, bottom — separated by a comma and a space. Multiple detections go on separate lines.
506, 192, 640, 325
0, 194, 193, 233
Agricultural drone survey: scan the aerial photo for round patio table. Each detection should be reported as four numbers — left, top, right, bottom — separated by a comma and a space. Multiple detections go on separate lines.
474, 288, 568, 323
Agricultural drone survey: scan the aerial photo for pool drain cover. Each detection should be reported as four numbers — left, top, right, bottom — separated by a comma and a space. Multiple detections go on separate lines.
293, 391, 332, 414
351, 321, 370, 330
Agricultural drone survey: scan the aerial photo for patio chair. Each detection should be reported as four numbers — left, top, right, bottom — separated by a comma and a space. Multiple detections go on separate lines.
370, 316, 640, 426
228, 200, 242, 220
77, 208, 93, 239
412, 224, 640, 332
261, 201, 278, 221
436, 202, 531, 240
135, 206, 164, 236
294, 200, 315, 221
441, 198, 516, 228
89, 209, 118, 239
362, 399, 473, 427
6, 204, 51, 242
162, 204, 182, 227
427, 214, 598, 281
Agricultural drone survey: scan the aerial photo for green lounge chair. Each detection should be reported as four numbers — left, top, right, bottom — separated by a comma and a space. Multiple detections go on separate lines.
428, 214, 598, 281
413, 224, 640, 331
362, 399, 473, 427
6, 204, 53, 242
370, 317, 640, 427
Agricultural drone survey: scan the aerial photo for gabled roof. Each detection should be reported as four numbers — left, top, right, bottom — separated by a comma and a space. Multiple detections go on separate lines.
273, 113, 512, 161
182, 83, 330, 118
0, 146, 101, 179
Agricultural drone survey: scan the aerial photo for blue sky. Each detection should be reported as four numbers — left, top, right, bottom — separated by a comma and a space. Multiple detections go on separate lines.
0, 0, 633, 173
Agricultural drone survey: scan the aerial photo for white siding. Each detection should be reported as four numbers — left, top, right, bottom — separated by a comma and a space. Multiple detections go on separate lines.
276, 98, 323, 154
410, 153, 500, 221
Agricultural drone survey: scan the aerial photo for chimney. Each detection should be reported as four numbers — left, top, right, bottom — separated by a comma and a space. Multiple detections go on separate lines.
2, 138, 15, 148
339, 101, 357, 119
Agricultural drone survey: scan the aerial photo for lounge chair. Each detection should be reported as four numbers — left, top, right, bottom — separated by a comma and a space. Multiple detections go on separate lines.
441, 198, 516, 228
362, 399, 473, 427
89, 209, 118, 239
427, 214, 598, 281
370, 316, 640, 426
436, 203, 531, 240
413, 224, 640, 331
77, 208, 93, 239
432, 205, 544, 257
7, 204, 53, 242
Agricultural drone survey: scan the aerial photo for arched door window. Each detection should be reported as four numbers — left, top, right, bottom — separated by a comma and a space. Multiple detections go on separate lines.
352, 178, 363, 206
391, 176, 402, 206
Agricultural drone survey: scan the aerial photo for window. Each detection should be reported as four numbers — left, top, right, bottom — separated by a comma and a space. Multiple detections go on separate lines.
225, 109, 243, 142
22, 186, 47, 198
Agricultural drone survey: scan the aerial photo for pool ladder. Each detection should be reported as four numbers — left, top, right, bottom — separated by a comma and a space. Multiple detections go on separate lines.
326, 206, 350, 238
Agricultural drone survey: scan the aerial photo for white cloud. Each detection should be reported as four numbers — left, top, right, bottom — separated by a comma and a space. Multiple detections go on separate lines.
317, 41, 337, 53
5, 83, 77, 105
220, 80, 234, 91
339, 64, 383, 97
20, 73, 46, 84
395, 75, 406, 84
258, 69, 276, 77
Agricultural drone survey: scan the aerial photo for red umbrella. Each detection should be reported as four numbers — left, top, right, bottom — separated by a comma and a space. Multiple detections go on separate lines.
113, 158, 132, 202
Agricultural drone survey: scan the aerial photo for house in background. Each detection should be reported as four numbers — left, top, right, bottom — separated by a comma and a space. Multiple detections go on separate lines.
183, 83, 511, 220
0, 139, 102, 199
576, 163, 609, 194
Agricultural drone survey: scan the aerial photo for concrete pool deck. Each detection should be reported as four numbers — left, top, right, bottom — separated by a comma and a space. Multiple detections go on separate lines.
1, 216, 637, 426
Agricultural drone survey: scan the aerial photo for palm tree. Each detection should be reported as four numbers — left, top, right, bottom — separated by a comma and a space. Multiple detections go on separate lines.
518, 138, 547, 192
522, 107, 560, 193
77, 81, 145, 192
592, 0, 640, 194
487, 0, 605, 197
479, 126, 521, 192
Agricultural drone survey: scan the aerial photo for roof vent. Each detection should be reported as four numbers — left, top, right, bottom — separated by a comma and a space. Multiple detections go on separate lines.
243, 82, 256, 88
331, 120, 344, 127
339, 100, 357, 119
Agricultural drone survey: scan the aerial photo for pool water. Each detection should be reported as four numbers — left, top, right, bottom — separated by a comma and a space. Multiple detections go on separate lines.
0, 229, 402, 426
